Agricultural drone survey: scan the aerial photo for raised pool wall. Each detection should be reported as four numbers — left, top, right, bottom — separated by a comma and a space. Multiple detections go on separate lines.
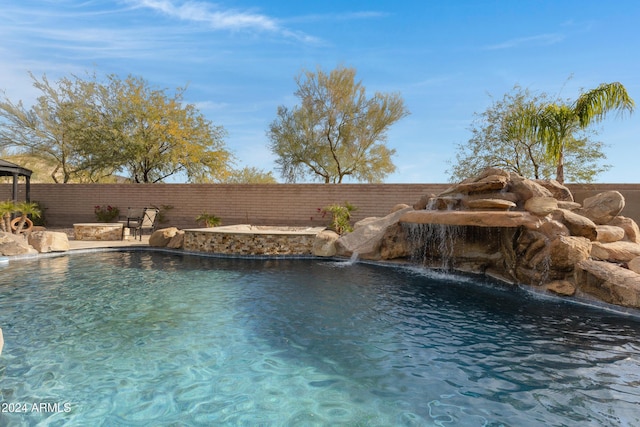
183, 225, 326, 256
1, 183, 639, 229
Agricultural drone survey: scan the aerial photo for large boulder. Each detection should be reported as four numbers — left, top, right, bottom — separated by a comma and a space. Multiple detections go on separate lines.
0, 232, 36, 256
525, 197, 558, 216
534, 179, 574, 202
312, 230, 340, 257
27, 231, 70, 253
553, 209, 597, 240
591, 241, 640, 263
629, 257, 640, 275
595, 225, 625, 243
149, 227, 179, 247
336, 207, 413, 260
378, 223, 411, 260
577, 191, 625, 225
609, 216, 640, 243
508, 175, 553, 203
575, 260, 640, 308
548, 236, 592, 271
166, 230, 185, 249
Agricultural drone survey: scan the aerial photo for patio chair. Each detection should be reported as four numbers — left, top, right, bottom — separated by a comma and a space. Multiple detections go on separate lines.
130, 207, 159, 240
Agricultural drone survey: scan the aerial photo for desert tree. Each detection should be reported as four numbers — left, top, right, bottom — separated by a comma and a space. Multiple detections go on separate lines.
105, 75, 232, 183
449, 86, 611, 183
0, 72, 120, 182
268, 65, 409, 183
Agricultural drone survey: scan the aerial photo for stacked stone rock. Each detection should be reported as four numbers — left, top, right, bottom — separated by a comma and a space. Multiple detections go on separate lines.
335, 168, 640, 309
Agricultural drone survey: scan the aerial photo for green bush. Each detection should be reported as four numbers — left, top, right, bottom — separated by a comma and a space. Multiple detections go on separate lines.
195, 212, 222, 227
323, 201, 357, 235
94, 205, 120, 222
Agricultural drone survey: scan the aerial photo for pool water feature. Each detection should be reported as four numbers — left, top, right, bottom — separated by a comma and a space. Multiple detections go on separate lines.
1, 252, 640, 425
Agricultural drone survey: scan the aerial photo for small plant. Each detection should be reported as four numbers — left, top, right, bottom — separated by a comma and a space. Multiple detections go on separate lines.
30, 201, 47, 226
322, 201, 357, 235
196, 212, 222, 227
94, 205, 120, 222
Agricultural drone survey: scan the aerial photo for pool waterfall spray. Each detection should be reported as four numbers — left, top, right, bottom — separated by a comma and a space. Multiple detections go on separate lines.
404, 223, 464, 271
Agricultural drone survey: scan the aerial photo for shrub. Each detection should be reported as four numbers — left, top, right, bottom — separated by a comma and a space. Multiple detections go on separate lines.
195, 212, 222, 227
94, 205, 120, 222
323, 201, 357, 235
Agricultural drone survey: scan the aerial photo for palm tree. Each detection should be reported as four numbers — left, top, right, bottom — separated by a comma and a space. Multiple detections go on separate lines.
529, 82, 634, 184
13, 202, 41, 234
0, 201, 15, 233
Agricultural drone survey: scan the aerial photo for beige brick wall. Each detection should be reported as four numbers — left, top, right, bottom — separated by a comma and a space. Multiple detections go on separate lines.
1, 182, 638, 228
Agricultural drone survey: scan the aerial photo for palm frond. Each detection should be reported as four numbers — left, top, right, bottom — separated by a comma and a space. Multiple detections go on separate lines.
574, 82, 635, 127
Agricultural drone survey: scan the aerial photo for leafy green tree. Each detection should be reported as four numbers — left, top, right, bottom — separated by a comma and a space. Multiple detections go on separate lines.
0, 73, 119, 182
224, 166, 277, 183
449, 86, 611, 183
527, 82, 634, 184
0, 72, 233, 183
268, 65, 409, 183
105, 75, 232, 183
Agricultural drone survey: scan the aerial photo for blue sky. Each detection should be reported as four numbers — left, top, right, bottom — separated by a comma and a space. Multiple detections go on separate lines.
1, 0, 639, 183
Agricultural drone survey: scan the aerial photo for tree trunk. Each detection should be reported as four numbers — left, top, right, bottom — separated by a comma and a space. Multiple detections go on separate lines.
14, 215, 27, 234
555, 150, 565, 184
1, 214, 9, 233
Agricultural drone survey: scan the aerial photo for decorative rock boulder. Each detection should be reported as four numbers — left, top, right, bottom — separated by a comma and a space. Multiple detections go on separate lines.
595, 225, 625, 243
312, 230, 340, 257
575, 260, 640, 308
557, 201, 582, 211
149, 227, 179, 247
548, 236, 592, 271
27, 231, 70, 253
166, 230, 185, 249
578, 191, 625, 225
629, 257, 640, 275
553, 209, 597, 241
609, 216, 640, 243
508, 175, 553, 204
525, 197, 558, 216
336, 207, 413, 260
0, 232, 36, 256
591, 241, 640, 263
534, 179, 574, 202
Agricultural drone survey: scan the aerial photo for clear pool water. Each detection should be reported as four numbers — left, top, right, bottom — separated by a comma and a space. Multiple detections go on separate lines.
1, 252, 640, 426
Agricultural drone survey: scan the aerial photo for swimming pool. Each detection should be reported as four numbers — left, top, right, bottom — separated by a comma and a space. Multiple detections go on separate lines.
1, 251, 639, 426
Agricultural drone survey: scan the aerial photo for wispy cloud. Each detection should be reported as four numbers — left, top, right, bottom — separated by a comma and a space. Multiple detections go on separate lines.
127, 0, 320, 43
483, 33, 565, 50
130, 0, 279, 31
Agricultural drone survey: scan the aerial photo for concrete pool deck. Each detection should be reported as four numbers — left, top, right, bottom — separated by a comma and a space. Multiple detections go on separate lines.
47, 228, 151, 251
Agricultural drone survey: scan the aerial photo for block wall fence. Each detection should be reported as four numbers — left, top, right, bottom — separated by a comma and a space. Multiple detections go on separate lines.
1, 183, 639, 229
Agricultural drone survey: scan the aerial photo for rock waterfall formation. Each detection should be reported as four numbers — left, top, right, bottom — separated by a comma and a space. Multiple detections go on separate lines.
335, 168, 640, 309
